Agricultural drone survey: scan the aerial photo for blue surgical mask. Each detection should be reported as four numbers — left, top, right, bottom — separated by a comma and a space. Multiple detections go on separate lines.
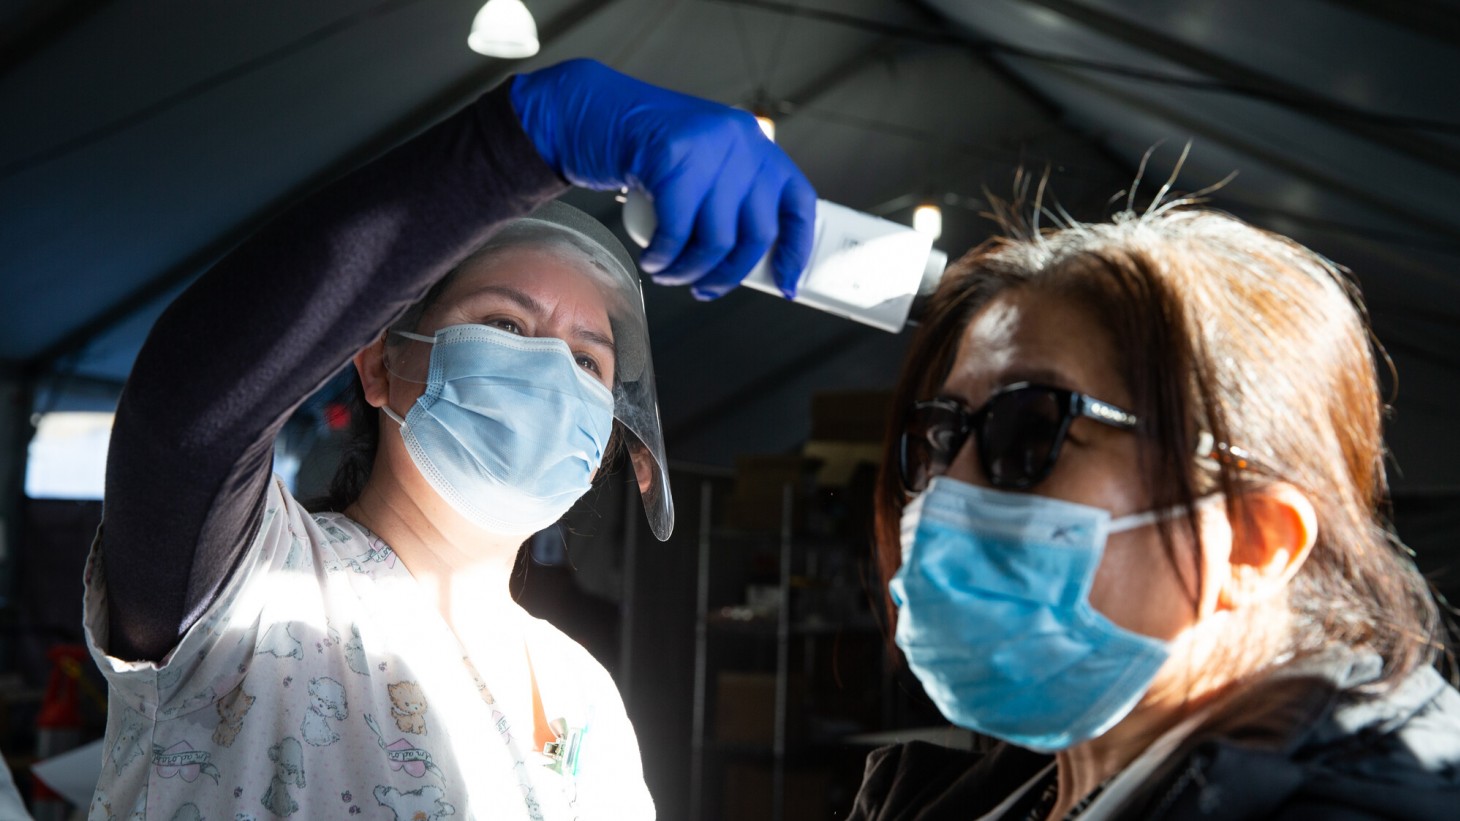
382, 324, 615, 535
890, 477, 1179, 752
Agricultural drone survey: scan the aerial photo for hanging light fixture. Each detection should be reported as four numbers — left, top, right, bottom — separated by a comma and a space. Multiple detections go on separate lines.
468, 0, 540, 59
754, 113, 776, 142
749, 99, 776, 142
913, 202, 943, 240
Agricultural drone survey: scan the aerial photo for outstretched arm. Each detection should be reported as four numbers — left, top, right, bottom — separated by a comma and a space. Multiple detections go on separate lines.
101, 59, 817, 663
102, 85, 568, 662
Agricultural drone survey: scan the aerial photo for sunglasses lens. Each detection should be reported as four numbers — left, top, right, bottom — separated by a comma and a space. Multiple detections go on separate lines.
901, 404, 966, 492
981, 388, 1064, 488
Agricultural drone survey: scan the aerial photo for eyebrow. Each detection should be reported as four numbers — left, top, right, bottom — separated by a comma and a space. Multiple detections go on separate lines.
995, 366, 1075, 390
575, 327, 616, 355
457, 283, 616, 355
939, 366, 1080, 406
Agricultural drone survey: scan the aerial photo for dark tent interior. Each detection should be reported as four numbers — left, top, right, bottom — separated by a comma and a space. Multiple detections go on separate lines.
3, 1, 1458, 818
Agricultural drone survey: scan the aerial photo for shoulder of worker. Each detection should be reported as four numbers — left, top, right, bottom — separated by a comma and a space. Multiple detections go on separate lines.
519, 613, 615, 688
85, 478, 309, 704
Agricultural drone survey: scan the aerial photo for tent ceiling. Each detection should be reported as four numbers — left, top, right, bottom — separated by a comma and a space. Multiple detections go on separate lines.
3, 0, 1457, 485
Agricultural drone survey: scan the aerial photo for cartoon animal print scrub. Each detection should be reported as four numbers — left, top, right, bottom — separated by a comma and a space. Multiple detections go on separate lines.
85, 480, 655, 819
283, 537, 308, 570
168, 803, 204, 821
388, 680, 428, 734
214, 686, 255, 747
344, 624, 370, 676
256, 622, 302, 660
261, 736, 306, 817
108, 708, 148, 774
152, 741, 221, 784
366, 713, 446, 780
374, 784, 457, 821
301, 677, 348, 746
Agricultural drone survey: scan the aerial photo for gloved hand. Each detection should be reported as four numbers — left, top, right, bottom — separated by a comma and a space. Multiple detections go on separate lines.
511, 58, 816, 300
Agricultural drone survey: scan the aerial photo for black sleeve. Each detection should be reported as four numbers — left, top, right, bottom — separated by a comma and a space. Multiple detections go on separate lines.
847, 744, 904, 821
848, 742, 976, 821
100, 82, 569, 663
848, 741, 1046, 821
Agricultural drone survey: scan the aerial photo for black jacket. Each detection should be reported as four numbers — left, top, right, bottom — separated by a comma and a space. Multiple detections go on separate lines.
849, 652, 1460, 820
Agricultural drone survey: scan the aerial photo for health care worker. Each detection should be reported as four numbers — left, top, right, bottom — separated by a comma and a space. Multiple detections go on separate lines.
86, 59, 815, 820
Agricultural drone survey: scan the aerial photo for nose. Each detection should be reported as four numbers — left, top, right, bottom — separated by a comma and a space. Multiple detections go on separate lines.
942, 432, 992, 489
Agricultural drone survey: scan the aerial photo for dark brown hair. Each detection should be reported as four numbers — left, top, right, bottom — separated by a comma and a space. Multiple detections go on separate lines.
307, 271, 461, 515
874, 206, 1443, 687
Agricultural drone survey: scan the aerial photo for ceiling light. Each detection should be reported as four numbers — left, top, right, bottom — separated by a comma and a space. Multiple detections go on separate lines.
468, 0, 540, 59
755, 114, 776, 142
913, 203, 943, 240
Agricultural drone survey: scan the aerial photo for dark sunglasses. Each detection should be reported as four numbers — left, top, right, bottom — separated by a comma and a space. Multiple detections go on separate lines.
899, 382, 1139, 492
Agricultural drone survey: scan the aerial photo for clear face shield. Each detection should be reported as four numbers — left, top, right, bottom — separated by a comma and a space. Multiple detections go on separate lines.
383, 201, 675, 541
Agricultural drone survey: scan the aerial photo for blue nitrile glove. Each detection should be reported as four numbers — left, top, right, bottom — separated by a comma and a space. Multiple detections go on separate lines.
510, 58, 816, 300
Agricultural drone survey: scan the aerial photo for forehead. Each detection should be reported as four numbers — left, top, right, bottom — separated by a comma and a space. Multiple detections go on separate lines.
942, 287, 1126, 404
431, 245, 615, 327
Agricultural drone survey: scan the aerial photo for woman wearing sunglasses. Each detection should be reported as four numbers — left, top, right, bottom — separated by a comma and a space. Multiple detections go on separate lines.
86, 59, 813, 820
850, 208, 1460, 819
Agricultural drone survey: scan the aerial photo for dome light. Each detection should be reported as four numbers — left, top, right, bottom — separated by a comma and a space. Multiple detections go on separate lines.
755, 114, 776, 142
468, 0, 540, 59
913, 203, 943, 240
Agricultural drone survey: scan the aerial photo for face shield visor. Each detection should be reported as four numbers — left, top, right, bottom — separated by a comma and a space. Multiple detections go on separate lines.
383, 200, 675, 540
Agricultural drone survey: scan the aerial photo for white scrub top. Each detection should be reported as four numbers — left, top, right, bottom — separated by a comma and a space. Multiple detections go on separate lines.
84, 477, 654, 821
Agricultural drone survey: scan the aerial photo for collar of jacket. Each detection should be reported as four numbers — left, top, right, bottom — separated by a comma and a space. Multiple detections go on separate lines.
1117, 648, 1460, 820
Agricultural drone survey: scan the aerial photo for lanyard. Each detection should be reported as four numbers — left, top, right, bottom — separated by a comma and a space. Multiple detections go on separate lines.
529, 645, 586, 778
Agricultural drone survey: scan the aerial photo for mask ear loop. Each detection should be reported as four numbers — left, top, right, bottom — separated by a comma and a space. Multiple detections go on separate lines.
1109, 505, 1185, 535
381, 404, 408, 428
1105, 432, 1249, 535
1110, 492, 1227, 535
380, 330, 437, 428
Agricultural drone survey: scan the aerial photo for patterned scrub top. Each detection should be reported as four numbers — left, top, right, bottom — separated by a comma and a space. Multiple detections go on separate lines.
83, 478, 655, 821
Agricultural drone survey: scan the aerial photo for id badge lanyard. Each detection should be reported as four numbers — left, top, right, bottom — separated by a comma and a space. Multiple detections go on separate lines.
529, 654, 586, 778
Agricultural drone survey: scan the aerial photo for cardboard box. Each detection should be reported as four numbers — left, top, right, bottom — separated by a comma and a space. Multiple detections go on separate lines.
714, 671, 775, 744
726, 454, 820, 531
802, 439, 884, 487
722, 763, 831, 821
809, 390, 894, 442
713, 671, 805, 745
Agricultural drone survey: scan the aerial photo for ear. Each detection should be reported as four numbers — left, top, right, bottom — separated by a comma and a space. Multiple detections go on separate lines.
1218, 483, 1318, 610
627, 439, 654, 495
353, 334, 391, 409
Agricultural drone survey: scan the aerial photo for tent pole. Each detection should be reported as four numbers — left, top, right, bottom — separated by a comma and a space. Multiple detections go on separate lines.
0, 368, 37, 668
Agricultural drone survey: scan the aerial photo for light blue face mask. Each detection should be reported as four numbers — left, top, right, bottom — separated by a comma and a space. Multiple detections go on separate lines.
382, 324, 615, 536
890, 476, 1182, 752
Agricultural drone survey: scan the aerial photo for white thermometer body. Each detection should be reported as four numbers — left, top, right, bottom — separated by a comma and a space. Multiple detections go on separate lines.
623, 190, 945, 333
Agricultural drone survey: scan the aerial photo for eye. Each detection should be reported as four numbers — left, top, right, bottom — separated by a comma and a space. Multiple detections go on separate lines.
574, 353, 602, 376
485, 316, 525, 335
